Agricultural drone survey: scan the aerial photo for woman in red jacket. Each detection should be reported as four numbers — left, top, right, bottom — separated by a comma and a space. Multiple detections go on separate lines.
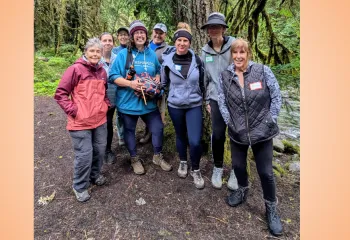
54, 37, 110, 202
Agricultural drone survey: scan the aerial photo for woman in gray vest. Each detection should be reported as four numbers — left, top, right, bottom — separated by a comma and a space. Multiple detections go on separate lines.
201, 12, 238, 190
217, 38, 283, 236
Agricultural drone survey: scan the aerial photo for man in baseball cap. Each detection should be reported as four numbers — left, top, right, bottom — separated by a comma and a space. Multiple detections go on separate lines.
149, 23, 169, 64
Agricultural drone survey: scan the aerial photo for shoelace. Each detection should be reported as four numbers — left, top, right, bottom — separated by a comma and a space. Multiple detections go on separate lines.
266, 203, 279, 223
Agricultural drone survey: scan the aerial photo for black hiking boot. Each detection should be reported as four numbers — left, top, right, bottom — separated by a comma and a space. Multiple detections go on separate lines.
265, 199, 283, 236
226, 186, 249, 207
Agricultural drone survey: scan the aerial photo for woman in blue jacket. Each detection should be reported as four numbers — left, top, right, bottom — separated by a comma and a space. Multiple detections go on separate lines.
109, 20, 172, 175
161, 23, 205, 189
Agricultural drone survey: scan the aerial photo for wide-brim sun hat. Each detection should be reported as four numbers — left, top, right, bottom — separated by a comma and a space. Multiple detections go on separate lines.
201, 12, 228, 29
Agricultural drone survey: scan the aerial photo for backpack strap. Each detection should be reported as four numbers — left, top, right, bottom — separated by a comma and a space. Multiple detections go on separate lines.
124, 47, 133, 70
195, 55, 205, 96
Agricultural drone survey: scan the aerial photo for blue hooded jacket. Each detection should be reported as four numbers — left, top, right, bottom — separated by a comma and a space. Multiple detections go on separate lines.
109, 46, 160, 115
161, 49, 203, 109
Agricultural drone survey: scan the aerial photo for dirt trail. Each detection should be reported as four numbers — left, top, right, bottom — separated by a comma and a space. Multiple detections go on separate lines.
34, 96, 300, 239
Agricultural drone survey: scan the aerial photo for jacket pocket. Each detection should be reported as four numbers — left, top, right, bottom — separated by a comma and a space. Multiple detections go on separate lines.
168, 85, 188, 106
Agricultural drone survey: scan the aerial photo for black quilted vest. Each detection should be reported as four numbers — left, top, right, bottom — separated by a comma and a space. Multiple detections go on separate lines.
221, 63, 279, 145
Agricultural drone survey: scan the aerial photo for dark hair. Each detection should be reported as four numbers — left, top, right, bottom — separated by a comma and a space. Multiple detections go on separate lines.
99, 32, 114, 43
128, 34, 149, 48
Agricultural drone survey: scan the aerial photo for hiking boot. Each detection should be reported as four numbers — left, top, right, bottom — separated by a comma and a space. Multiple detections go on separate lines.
139, 131, 151, 143
226, 186, 249, 207
177, 161, 188, 178
104, 150, 116, 164
131, 156, 145, 175
227, 169, 238, 190
92, 175, 107, 186
119, 138, 125, 146
152, 153, 172, 171
72, 188, 90, 202
190, 169, 205, 189
211, 166, 223, 189
265, 200, 283, 236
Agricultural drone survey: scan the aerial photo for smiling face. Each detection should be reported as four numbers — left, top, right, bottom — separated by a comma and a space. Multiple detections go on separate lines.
132, 30, 147, 47
232, 46, 248, 71
100, 34, 113, 53
207, 24, 225, 39
175, 37, 190, 55
152, 29, 166, 44
84, 45, 102, 65
117, 30, 129, 45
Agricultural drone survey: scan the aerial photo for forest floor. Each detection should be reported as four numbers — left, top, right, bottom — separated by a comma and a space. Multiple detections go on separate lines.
34, 96, 300, 240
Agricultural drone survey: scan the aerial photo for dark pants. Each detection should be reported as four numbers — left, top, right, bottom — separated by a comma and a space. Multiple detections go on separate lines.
69, 123, 107, 192
210, 100, 226, 168
119, 109, 163, 157
106, 107, 116, 151
168, 106, 202, 170
230, 139, 276, 202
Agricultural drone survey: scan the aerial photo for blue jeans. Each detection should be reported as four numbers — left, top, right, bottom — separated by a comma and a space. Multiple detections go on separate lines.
168, 106, 203, 170
118, 109, 163, 157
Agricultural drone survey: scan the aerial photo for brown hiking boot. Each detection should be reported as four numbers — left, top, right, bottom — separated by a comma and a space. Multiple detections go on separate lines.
131, 156, 145, 175
152, 153, 172, 171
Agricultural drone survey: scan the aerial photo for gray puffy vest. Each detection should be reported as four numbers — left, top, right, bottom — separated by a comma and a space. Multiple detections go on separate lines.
221, 63, 279, 145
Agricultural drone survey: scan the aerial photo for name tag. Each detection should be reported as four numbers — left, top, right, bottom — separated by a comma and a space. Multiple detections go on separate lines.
249, 81, 263, 90
175, 65, 182, 71
206, 56, 214, 62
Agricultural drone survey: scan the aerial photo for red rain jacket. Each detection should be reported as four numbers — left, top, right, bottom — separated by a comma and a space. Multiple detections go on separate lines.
54, 57, 110, 130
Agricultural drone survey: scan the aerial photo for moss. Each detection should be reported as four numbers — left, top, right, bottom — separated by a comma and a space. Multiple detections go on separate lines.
162, 111, 177, 153
282, 140, 300, 155
272, 162, 287, 177
273, 169, 281, 177
223, 134, 231, 166
273, 150, 283, 157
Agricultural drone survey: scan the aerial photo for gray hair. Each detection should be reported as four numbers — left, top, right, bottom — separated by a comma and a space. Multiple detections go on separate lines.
84, 37, 103, 52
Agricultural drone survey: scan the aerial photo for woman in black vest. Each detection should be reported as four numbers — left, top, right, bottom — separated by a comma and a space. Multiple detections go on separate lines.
217, 38, 283, 236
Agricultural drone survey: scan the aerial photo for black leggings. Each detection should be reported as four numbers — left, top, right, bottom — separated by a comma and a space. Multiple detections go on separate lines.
106, 107, 116, 151
210, 100, 226, 168
230, 139, 276, 202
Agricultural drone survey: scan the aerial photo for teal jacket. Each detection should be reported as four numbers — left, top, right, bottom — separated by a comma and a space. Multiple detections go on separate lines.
108, 47, 160, 115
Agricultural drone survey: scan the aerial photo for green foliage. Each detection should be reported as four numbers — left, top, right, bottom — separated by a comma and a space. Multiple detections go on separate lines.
273, 162, 286, 177
35, 44, 80, 83
282, 140, 300, 155
271, 58, 300, 90
34, 80, 60, 96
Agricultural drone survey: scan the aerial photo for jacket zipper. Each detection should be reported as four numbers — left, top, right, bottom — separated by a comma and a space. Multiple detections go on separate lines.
240, 77, 252, 146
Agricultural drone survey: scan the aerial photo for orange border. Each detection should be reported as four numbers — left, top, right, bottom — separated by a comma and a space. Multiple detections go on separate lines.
301, 0, 350, 239
1, 1, 350, 239
0, 1, 34, 239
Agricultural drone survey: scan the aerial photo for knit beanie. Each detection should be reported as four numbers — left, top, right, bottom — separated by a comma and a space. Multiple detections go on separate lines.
173, 22, 192, 42
129, 20, 148, 36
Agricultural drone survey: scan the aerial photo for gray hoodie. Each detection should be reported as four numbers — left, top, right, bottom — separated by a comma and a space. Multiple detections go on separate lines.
161, 49, 203, 109
201, 36, 235, 102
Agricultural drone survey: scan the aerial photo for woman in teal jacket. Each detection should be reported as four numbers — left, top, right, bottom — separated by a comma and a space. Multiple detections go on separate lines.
109, 20, 172, 175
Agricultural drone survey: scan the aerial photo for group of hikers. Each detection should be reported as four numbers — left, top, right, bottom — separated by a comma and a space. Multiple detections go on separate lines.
54, 12, 283, 236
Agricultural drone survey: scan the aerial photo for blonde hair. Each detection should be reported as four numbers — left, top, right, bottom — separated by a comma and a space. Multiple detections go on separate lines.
175, 22, 191, 34
173, 22, 192, 42
230, 38, 252, 60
